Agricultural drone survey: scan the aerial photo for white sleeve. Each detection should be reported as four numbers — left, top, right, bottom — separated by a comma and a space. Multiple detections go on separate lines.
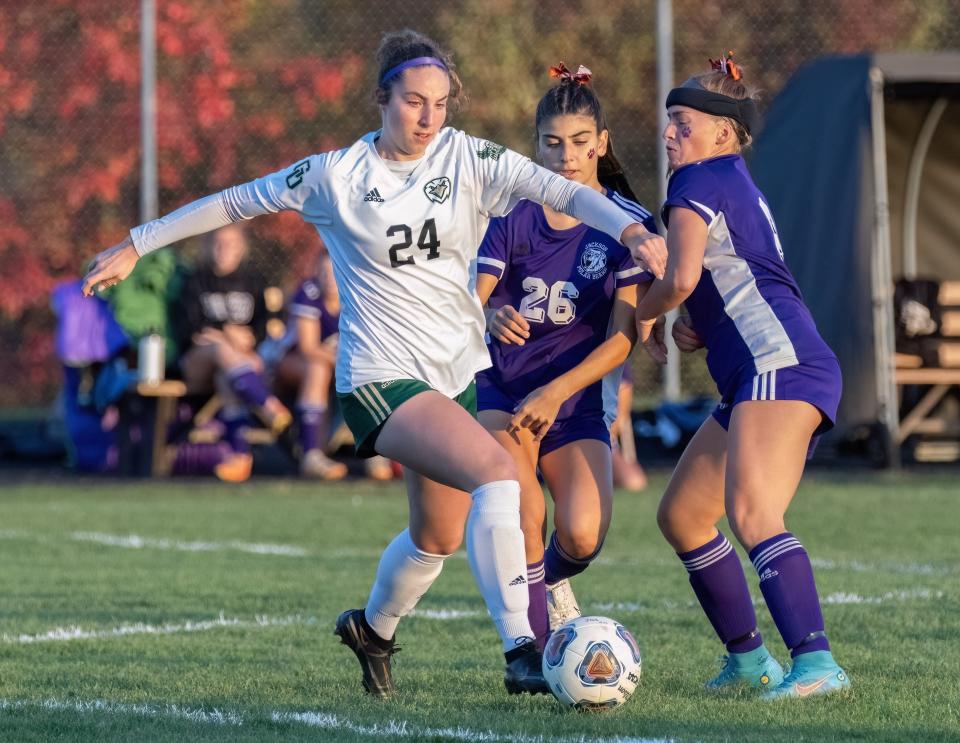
129, 155, 332, 256
509, 160, 636, 243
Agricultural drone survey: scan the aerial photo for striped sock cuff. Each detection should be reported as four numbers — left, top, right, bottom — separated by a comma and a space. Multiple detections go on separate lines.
527, 560, 545, 583
749, 532, 805, 574
549, 531, 603, 566
679, 532, 734, 573
227, 363, 257, 380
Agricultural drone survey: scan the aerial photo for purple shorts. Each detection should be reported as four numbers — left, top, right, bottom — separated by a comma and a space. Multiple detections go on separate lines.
477, 373, 610, 457
711, 356, 842, 458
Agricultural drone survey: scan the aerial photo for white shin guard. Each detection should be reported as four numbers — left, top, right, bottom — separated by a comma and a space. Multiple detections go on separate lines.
467, 480, 535, 652
364, 528, 446, 641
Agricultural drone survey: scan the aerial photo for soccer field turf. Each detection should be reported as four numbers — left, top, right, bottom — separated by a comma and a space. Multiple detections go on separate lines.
0, 471, 957, 742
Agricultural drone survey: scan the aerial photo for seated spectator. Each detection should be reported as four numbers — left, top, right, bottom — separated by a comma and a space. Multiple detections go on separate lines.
269, 252, 393, 481
174, 224, 291, 482
609, 361, 648, 492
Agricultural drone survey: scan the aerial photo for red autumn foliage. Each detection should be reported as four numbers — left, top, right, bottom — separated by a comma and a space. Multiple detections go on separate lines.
0, 0, 363, 405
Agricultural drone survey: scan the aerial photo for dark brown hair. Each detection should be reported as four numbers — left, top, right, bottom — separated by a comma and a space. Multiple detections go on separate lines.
374, 30, 464, 112
534, 77, 639, 203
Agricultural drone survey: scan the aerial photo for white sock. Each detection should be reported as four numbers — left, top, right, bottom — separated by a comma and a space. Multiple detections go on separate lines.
467, 479, 535, 652
364, 528, 447, 641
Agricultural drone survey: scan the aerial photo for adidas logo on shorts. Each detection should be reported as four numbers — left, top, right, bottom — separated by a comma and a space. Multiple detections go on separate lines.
363, 187, 385, 203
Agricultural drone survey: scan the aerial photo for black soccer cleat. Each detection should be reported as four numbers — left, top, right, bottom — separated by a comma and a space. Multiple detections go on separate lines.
504, 641, 551, 696
334, 608, 399, 699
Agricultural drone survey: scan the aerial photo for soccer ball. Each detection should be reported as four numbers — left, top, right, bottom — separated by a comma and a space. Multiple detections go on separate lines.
542, 615, 642, 712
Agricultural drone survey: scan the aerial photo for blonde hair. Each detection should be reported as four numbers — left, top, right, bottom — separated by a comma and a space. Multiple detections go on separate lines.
690, 70, 759, 148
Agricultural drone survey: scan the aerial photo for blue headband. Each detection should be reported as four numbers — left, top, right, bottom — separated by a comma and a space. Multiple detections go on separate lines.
379, 56, 448, 86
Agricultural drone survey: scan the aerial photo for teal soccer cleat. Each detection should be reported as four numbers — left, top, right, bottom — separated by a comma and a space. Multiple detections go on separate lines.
705, 645, 784, 692
762, 650, 850, 700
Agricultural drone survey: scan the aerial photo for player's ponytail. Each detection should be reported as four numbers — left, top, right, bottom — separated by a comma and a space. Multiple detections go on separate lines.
535, 64, 639, 203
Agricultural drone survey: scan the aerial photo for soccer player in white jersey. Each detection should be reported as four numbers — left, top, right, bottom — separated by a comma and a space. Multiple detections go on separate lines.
82, 29, 666, 699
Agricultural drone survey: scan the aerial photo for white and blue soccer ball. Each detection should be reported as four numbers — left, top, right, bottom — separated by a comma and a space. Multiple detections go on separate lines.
542, 615, 642, 712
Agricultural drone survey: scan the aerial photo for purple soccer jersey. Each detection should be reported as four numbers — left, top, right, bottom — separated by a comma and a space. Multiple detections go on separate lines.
289, 278, 340, 342
477, 191, 656, 423
662, 155, 838, 400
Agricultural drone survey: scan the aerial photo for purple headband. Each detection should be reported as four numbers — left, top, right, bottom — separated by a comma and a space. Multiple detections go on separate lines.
379, 56, 448, 86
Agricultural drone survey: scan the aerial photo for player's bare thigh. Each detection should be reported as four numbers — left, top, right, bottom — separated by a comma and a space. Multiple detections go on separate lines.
724, 400, 821, 550
375, 390, 517, 494
657, 415, 728, 553
479, 409, 546, 561
539, 439, 613, 559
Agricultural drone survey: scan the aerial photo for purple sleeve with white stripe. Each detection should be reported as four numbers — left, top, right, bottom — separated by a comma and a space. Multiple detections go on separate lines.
477, 216, 510, 280
289, 279, 323, 320
662, 165, 719, 227
612, 249, 653, 288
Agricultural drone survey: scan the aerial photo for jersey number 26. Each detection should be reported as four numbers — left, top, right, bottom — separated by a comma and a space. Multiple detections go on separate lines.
519, 277, 579, 326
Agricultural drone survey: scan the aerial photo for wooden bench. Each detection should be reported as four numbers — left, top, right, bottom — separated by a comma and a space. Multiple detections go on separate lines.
894, 365, 960, 444
117, 383, 283, 477
117, 380, 187, 477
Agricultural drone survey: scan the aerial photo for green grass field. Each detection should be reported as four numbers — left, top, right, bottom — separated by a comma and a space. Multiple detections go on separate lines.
0, 470, 957, 742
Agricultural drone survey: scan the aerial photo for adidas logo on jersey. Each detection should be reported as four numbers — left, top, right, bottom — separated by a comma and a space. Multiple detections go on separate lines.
508, 574, 527, 586
363, 187, 385, 202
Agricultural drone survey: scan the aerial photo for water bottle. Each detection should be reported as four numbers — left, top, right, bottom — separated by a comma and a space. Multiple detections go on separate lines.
138, 331, 165, 385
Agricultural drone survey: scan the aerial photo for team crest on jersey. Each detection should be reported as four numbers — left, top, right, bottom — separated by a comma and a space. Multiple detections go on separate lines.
577, 242, 608, 279
423, 176, 451, 204
303, 280, 321, 300
476, 141, 506, 161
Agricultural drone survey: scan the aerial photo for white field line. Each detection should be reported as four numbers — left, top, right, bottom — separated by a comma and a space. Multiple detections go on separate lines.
0, 697, 674, 743
69, 531, 308, 556
809, 557, 954, 576
2, 614, 315, 645
596, 554, 957, 576
1, 530, 955, 577
417, 586, 947, 620
5, 584, 944, 647
821, 588, 945, 605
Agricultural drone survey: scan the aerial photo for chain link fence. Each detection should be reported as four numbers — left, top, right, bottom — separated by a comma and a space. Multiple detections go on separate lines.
2, 0, 959, 411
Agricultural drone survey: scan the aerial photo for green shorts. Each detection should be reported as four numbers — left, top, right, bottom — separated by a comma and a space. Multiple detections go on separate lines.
337, 379, 477, 458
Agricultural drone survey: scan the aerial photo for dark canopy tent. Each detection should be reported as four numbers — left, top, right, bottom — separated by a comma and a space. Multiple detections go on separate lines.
749, 52, 960, 462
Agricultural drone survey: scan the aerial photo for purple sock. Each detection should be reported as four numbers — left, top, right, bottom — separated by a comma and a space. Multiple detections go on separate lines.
543, 531, 602, 585
171, 442, 232, 475
750, 532, 830, 658
228, 366, 269, 407
526, 560, 549, 650
221, 413, 250, 454
679, 532, 763, 654
297, 404, 328, 454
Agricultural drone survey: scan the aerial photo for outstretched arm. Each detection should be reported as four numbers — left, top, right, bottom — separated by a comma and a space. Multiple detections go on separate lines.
83, 156, 326, 296
508, 162, 668, 279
